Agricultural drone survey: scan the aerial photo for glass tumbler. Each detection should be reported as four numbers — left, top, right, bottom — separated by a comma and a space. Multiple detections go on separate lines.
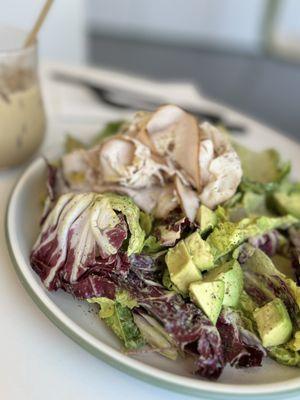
0, 27, 46, 168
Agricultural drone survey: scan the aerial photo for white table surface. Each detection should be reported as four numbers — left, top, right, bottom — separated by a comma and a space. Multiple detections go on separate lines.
1, 63, 300, 400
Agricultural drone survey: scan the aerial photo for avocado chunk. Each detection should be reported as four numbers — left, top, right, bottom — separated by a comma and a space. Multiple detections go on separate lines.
196, 205, 217, 235
184, 231, 214, 271
203, 260, 243, 307
189, 280, 225, 324
273, 192, 300, 219
254, 298, 292, 347
165, 240, 202, 294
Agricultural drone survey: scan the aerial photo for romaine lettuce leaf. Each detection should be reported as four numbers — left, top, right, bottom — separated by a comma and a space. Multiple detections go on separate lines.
268, 345, 300, 367
289, 331, 300, 351
238, 291, 257, 320
88, 293, 144, 349
139, 211, 153, 236
227, 192, 274, 223
263, 318, 300, 368
207, 215, 298, 261
105, 193, 145, 255
233, 142, 290, 193
142, 235, 163, 254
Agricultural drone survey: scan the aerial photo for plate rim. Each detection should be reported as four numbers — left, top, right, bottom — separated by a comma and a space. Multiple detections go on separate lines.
5, 155, 300, 399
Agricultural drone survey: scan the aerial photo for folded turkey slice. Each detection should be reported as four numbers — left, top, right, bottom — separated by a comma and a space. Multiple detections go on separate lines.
175, 176, 199, 222
145, 105, 201, 191
59, 106, 243, 222
93, 182, 178, 218
198, 122, 242, 209
99, 135, 172, 188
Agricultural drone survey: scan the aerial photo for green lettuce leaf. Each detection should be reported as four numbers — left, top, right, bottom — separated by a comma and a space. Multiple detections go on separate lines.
289, 331, 300, 351
207, 215, 298, 261
239, 291, 257, 318
139, 211, 153, 236
227, 192, 274, 222
267, 325, 300, 367
142, 235, 163, 254
271, 182, 300, 218
115, 290, 138, 309
88, 292, 144, 350
237, 291, 257, 333
233, 142, 290, 193
105, 193, 145, 255
268, 345, 300, 367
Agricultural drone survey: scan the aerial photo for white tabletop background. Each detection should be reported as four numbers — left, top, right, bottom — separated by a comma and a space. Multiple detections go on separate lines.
1, 63, 300, 400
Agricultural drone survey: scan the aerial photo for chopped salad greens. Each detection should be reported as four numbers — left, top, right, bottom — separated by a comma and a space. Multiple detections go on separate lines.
30, 105, 300, 380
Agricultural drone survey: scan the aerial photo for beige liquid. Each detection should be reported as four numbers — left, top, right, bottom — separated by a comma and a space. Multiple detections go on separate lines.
0, 84, 45, 168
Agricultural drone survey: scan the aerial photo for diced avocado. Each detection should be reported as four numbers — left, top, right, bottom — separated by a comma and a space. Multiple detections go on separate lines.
196, 205, 217, 235
165, 240, 202, 294
254, 298, 292, 347
273, 192, 300, 219
189, 280, 225, 324
203, 260, 243, 307
184, 231, 214, 271
162, 268, 180, 293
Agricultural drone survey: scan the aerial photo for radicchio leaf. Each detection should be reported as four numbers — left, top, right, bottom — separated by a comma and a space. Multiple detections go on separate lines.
62, 273, 117, 299
154, 212, 192, 247
41, 162, 58, 224
31, 193, 129, 294
288, 227, 300, 286
241, 248, 300, 327
217, 308, 266, 368
133, 309, 178, 359
122, 257, 225, 380
248, 230, 280, 257
251, 273, 300, 326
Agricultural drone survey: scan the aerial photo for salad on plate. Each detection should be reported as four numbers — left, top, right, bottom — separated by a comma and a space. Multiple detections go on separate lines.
30, 105, 300, 380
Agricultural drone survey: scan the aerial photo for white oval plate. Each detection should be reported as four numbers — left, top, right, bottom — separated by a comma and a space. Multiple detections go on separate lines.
5, 121, 300, 399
